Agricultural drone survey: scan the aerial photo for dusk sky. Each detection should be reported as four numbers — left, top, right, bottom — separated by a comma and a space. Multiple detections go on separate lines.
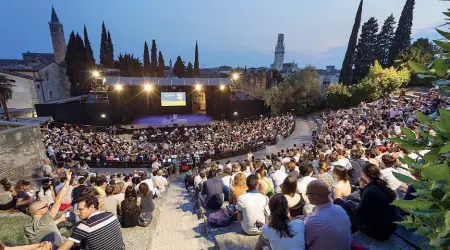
0, 0, 447, 69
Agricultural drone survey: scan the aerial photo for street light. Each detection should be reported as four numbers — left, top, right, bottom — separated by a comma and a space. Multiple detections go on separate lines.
115, 84, 123, 91
144, 84, 152, 92
232, 73, 239, 80
219, 84, 225, 90
195, 84, 202, 91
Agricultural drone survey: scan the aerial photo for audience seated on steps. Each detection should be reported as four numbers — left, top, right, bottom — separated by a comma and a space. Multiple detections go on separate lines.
229, 173, 248, 206
120, 186, 140, 228
201, 168, 225, 211
236, 174, 269, 235
282, 176, 304, 218
0, 179, 16, 210
335, 164, 397, 241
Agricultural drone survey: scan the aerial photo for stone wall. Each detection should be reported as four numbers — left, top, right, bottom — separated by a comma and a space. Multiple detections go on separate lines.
38, 63, 71, 103
0, 72, 37, 109
242, 69, 268, 97
0, 122, 45, 184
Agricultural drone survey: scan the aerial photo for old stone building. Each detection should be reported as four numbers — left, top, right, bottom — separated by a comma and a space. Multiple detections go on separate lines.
0, 7, 70, 114
241, 68, 269, 98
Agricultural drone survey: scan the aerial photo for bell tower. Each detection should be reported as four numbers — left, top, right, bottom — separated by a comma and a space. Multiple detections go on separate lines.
49, 7, 66, 64
270, 34, 285, 71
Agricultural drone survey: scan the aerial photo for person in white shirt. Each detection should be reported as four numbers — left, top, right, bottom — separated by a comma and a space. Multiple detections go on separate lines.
153, 170, 168, 193
254, 194, 305, 250
270, 162, 288, 194
297, 163, 317, 216
237, 175, 269, 235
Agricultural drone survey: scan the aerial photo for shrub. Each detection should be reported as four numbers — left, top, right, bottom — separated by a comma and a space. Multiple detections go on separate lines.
324, 83, 353, 109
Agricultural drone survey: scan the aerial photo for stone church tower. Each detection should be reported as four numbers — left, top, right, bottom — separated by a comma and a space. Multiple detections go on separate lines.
49, 7, 66, 64
270, 34, 285, 71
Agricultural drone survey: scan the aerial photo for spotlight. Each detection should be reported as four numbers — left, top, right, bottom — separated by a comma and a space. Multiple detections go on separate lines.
115, 84, 123, 91
144, 84, 152, 91
92, 71, 100, 78
219, 85, 225, 90
195, 84, 202, 91
233, 111, 238, 116
232, 73, 239, 80
100, 113, 106, 118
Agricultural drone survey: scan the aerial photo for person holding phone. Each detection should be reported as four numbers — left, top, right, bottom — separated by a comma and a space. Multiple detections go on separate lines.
24, 170, 72, 248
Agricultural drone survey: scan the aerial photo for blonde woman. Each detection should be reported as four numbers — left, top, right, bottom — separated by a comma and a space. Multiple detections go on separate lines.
229, 173, 248, 205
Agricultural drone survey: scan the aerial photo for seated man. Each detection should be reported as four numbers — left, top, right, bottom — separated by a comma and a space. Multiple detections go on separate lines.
237, 174, 269, 235
304, 180, 351, 250
24, 170, 72, 248
153, 170, 168, 193
58, 196, 125, 250
201, 169, 224, 211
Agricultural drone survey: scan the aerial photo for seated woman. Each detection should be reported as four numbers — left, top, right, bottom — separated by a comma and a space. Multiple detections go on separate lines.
254, 194, 305, 250
229, 173, 248, 206
281, 176, 304, 218
334, 164, 397, 241
38, 183, 55, 207
15, 180, 33, 213
138, 183, 155, 227
313, 162, 334, 191
256, 168, 274, 197
0, 180, 16, 210
120, 186, 140, 228
331, 165, 351, 200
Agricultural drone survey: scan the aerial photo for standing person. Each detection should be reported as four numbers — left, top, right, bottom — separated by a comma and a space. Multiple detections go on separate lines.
58, 196, 125, 250
138, 183, 155, 227
201, 169, 225, 211
24, 170, 72, 248
254, 194, 305, 250
304, 180, 351, 250
236, 175, 269, 235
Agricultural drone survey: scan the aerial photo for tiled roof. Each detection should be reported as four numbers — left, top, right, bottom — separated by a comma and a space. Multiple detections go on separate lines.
0, 59, 53, 71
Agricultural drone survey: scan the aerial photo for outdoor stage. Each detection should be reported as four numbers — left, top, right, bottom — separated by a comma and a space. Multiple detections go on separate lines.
132, 114, 214, 127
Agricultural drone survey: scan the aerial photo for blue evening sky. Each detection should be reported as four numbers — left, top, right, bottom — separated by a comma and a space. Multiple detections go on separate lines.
0, 0, 446, 69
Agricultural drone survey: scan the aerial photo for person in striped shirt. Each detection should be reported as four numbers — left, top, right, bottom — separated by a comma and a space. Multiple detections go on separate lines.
58, 196, 124, 250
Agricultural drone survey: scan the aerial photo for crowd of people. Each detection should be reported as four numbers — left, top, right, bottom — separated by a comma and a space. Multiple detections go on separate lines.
183, 88, 446, 249
41, 115, 295, 164
0, 87, 445, 249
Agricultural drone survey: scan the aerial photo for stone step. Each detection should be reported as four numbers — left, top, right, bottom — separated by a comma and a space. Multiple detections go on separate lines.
149, 236, 214, 250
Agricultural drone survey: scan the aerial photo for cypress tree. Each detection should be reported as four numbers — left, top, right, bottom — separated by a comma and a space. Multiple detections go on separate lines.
107, 30, 114, 67
158, 51, 166, 77
66, 32, 88, 96
376, 14, 396, 67
388, 0, 415, 66
173, 56, 185, 78
83, 25, 96, 69
339, 0, 363, 85
100, 22, 109, 68
65, 32, 77, 96
353, 17, 379, 82
194, 41, 200, 77
143, 41, 151, 77
186, 62, 194, 78
151, 40, 158, 76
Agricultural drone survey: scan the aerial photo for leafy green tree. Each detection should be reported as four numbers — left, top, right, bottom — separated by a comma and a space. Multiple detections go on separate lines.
151, 40, 157, 76
324, 83, 353, 109
339, 0, 363, 85
0, 74, 15, 121
353, 17, 379, 82
99, 22, 109, 68
83, 25, 96, 69
194, 41, 200, 77
157, 51, 166, 77
398, 38, 437, 69
143, 41, 151, 77
263, 82, 295, 114
376, 14, 396, 67
388, 0, 415, 66
173, 56, 185, 78
186, 62, 194, 78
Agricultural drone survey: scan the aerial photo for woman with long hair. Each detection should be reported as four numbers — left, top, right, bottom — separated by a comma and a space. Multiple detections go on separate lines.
281, 176, 304, 218
138, 183, 155, 227
120, 186, 140, 228
335, 164, 397, 241
254, 194, 305, 250
38, 183, 55, 206
331, 165, 351, 200
229, 173, 248, 205
313, 162, 333, 191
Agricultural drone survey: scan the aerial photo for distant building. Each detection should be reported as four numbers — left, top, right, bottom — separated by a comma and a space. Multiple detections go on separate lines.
317, 66, 340, 90
280, 62, 300, 78
0, 7, 70, 113
270, 34, 285, 71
